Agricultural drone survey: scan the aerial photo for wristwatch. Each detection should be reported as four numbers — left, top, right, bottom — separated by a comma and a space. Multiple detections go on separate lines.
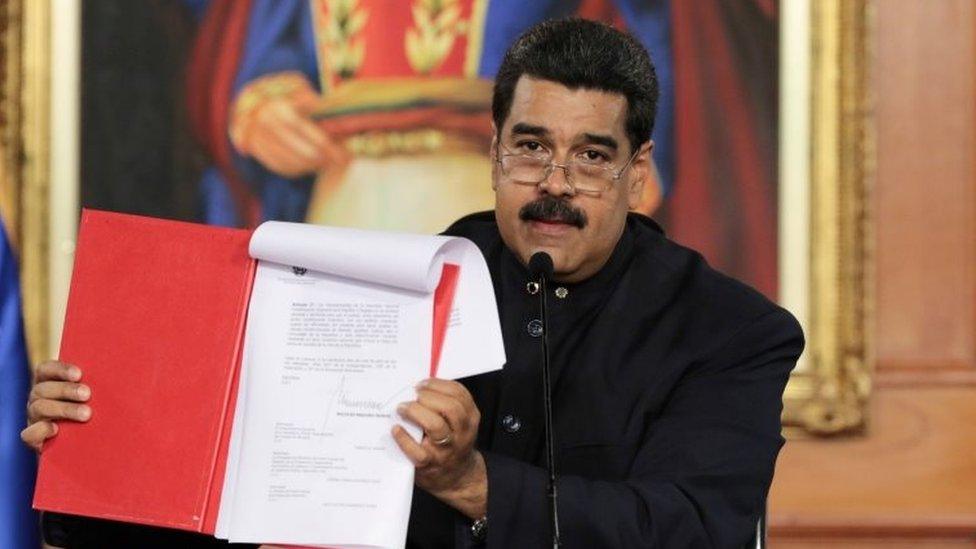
470, 515, 488, 542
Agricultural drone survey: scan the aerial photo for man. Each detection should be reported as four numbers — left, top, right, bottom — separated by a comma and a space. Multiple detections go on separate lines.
24, 19, 802, 548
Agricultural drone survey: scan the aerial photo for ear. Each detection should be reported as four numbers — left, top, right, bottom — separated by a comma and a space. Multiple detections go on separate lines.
490, 122, 499, 159
627, 141, 654, 210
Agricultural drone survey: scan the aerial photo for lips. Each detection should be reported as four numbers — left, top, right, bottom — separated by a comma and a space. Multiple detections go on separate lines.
529, 219, 576, 237
534, 218, 573, 226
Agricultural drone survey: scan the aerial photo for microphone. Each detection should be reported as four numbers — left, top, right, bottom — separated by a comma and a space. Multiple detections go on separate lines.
528, 251, 554, 281
528, 251, 560, 548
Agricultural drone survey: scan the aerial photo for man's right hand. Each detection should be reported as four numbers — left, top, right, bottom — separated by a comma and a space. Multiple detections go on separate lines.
21, 360, 91, 452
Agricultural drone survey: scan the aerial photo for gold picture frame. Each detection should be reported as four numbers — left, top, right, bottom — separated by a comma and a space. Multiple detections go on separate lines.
2, 0, 874, 436
781, 0, 873, 436
1, 0, 51, 368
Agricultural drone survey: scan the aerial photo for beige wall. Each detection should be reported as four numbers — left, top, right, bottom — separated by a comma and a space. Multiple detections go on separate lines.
769, 1, 976, 545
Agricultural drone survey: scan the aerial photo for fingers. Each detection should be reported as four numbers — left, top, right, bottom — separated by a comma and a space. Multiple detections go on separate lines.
22, 361, 89, 453
249, 134, 320, 177
397, 401, 452, 442
394, 380, 480, 462
33, 361, 81, 384
418, 378, 477, 410
319, 132, 351, 171
414, 390, 470, 434
289, 85, 322, 116
21, 421, 58, 452
260, 103, 326, 159
28, 377, 91, 425
239, 92, 351, 178
392, 381, 486, 501
392, 424, 431, 468
282, 107, 329, 151
31, 380, 90, 403
249, 100, 330, 175
416, 380, 479, 432
27, 396, 91, 424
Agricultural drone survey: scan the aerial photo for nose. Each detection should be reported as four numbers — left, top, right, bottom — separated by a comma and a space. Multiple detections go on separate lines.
538, 164, 575, 197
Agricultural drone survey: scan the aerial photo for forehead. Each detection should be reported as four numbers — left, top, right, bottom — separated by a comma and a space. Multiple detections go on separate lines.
502, 76, 629, 143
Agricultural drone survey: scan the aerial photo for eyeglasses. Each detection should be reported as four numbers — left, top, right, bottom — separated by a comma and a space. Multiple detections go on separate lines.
496, 144, 639, 196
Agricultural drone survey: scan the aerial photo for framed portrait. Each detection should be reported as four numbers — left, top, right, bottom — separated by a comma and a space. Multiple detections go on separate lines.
0, 0, 872, 436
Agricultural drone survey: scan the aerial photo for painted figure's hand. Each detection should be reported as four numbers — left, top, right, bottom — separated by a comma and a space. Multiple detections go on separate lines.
230, 75, 349, 178
21, 360, 91, 452
393, 378, 487, 520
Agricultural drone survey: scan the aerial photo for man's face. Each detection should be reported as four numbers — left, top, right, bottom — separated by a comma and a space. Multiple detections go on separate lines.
492, 76, 651, 283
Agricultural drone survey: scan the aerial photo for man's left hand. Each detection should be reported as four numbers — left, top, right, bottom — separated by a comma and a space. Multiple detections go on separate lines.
393, 378, 487, 520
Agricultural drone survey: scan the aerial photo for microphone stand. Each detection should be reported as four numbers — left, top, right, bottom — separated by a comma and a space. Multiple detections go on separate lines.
536, 264, 561, 548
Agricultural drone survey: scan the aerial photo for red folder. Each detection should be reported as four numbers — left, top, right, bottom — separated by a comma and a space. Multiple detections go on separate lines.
34, 209, 459, 534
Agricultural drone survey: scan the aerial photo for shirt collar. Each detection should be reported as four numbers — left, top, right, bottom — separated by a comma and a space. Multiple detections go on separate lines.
499, 219, 637, 311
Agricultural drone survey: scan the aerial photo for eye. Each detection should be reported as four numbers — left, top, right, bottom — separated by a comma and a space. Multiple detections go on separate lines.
578, 149, 610, 164
515, 140, 547, 155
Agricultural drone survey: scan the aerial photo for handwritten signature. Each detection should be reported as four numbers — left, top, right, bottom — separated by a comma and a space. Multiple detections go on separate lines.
320, 375, 412, 432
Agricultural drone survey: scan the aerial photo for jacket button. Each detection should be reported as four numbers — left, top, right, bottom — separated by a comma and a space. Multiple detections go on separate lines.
501, 414, 522, 433
527, 319, 544, 337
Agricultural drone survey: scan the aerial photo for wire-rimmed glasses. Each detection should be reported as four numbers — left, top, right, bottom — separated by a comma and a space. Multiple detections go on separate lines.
496, 145, 639, 196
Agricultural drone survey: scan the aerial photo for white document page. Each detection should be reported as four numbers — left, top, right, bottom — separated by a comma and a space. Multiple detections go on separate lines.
250, 222, 505, 380
214, 222, 506, 547
250, 221, 450, 292
225, 263, 427, 547
213, 324, 253, 539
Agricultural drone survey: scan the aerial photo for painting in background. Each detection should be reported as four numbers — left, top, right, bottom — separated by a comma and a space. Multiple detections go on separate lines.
81, 0, 777, 297
80, 1, 203, 222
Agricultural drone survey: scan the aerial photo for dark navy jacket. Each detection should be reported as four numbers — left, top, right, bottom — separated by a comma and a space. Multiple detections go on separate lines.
408, 211, 803, 548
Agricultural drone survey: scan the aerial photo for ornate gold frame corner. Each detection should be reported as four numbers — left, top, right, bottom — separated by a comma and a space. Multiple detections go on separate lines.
782, 0, 874, 436
1, 0, 51, 366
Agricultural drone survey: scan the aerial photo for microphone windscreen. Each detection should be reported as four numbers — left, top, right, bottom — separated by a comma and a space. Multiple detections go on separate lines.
528, 251, 554, 280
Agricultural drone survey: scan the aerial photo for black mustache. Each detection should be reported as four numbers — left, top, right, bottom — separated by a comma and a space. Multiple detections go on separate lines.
519, 196, 587, 229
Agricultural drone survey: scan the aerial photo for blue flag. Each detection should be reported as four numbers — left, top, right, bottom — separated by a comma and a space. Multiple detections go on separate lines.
0, 217, 40, 547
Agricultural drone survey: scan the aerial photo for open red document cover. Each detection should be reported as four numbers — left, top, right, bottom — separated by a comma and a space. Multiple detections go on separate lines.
34, 210, 505, 547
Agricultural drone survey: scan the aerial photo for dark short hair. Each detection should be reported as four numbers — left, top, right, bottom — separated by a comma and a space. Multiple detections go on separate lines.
492, 18, 659, 154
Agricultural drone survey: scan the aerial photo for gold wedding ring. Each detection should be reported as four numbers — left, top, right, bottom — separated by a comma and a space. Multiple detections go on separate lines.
432, 433, 453, 446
